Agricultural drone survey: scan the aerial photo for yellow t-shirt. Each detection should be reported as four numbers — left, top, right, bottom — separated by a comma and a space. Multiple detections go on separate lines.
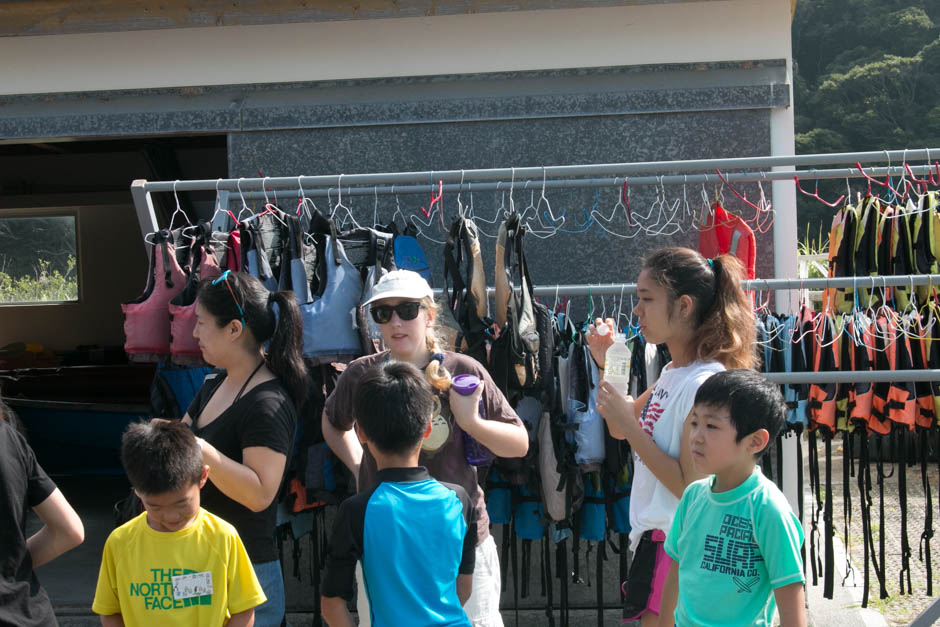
93, 509, 265, 626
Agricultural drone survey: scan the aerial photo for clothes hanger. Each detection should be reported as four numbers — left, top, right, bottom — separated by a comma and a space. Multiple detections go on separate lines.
330, 176, 362, 230
587, 179, 637, 239
168, 180, 194, 233
470, 182, 506, 238
235, 178, 255, 223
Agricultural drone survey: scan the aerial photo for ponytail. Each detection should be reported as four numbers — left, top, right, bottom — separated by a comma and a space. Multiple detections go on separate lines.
266, 291, 308, 408
420, 296, 453, 391
642, 247, 757, 370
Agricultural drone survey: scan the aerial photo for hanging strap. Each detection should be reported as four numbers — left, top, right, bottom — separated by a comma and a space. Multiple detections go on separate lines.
919, 428, 934, 597
807, 429, 821, 585
543, 535, 555, 627
595, 540, 605, 627
841, 431, 855, 586
823, 432, 834, 599
877, 436, 889, 599
857, 428, 871, 608
897, 428, 912, 595
557, 537, 569, 627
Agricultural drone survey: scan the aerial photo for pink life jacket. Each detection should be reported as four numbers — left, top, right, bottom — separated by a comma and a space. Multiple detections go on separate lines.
122, 230, 188, 361
698, 202, 757, 279
169, 228, 222, 365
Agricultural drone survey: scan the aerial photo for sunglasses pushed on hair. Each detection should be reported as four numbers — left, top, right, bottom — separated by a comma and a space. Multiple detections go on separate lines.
211, 270, 246, 327
370, 301, 424, 324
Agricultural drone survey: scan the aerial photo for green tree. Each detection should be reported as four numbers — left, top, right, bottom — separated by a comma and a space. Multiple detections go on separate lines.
793, 1, 940, 233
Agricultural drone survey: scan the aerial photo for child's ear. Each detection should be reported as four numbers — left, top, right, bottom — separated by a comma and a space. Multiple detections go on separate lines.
354, 422, 369, 445
746, 428, 771, 455
199, 465, 210, 488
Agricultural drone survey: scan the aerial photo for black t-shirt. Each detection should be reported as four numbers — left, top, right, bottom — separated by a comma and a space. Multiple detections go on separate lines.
187, 370, 297, 563
0, 421, 57, 627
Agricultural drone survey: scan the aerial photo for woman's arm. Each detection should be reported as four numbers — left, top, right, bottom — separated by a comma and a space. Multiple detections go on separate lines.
198, 442, 288, 513
321, 596, 355, 627
321, 410, 363, 478
28, 488, 84, 568
596, 381, 703, 498
449, 384, 528, 458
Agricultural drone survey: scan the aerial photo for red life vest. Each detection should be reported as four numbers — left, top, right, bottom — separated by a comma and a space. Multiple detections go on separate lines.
122, 230, 187, 360
698, 202, 756, 279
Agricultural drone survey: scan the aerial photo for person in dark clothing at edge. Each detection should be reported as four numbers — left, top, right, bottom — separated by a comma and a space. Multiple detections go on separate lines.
178, 270, 307, 627
321, 361, 479, 627
0, 397, 85, 627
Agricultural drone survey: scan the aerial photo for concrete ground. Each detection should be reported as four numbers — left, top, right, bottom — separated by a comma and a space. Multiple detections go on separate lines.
32, 446, 911, 627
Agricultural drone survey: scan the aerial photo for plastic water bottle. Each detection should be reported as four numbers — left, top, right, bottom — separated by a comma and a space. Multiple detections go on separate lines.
451, 374, 494, 466
604, 333, 632, 395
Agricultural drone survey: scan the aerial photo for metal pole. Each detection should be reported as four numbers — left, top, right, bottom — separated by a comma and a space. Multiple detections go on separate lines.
137, 148, 940, 193
437, 274, 940, 298
209, 164, 940, 201
763, 370, 940, 384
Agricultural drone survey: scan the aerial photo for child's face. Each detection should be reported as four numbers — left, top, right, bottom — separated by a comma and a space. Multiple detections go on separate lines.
634, 270, 682, 345
137, 469, 207, 532
688, 403, 755, 476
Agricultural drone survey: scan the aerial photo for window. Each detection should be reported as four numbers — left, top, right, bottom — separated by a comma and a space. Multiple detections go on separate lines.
0, 215, 78, 304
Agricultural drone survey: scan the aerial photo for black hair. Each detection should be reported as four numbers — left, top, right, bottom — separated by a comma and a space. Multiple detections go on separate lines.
352, 361, 434, 456
196, 272, 307, 408
0, 397, 27, 437
694, 369, 786, 457
121, 421, 204, 495
643, 247, 758, 370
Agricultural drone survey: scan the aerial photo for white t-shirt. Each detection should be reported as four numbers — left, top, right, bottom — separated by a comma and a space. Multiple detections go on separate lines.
629, 360, 725, 550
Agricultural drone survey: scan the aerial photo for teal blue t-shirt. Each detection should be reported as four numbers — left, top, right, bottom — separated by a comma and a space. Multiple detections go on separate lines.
664, 468, 804, 627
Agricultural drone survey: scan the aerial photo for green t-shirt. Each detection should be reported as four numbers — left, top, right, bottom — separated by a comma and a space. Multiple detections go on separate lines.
664, 468, 804, 627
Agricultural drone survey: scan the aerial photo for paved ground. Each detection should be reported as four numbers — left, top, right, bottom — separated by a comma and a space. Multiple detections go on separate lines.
35, 433, 940, 626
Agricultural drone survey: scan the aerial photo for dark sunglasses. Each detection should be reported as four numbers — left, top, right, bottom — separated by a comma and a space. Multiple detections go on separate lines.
370, 301, 424, 324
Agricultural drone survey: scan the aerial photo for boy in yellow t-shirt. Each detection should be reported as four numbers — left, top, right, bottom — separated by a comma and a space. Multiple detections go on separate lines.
93, 421, 265, 626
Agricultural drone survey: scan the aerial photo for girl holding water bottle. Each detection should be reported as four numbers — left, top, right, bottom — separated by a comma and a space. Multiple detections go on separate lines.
588, 247, 757, 627
322, 270, 528, 627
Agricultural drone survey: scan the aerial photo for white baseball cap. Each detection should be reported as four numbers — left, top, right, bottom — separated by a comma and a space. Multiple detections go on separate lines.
362, 270, 433, 306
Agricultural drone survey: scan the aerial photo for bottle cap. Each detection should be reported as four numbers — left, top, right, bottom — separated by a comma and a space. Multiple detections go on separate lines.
596, 323, 610, 336
451, 374, 481, 396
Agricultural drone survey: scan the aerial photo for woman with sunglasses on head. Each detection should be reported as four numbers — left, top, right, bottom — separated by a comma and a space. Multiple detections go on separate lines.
323, 270, 528, 627
178, 270, 306, 627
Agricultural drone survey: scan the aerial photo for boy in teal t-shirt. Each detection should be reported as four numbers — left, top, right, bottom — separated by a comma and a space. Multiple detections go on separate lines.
661, 370, 806, 627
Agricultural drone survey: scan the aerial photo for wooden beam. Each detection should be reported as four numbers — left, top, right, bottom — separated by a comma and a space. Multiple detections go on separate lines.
0, 0, 705, 38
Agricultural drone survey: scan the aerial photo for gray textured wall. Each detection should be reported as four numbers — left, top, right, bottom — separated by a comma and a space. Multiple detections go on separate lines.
228, 108, 774, 309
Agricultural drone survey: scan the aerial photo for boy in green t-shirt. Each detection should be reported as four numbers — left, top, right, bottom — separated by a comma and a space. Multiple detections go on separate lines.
93, 421, 265, 626
661, 370, 806, 627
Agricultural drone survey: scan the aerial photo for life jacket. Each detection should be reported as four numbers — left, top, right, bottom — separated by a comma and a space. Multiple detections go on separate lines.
239, 213, 286, 292
870, 311, 915, 433
909, 313, 935, 429
698, 202, 756, 279
828, 203, 858, 314
300, 224, 364, 362
491, 214, 545, 401
443, 216, 491, 365
122, 229, 188, 361
224, 229, 242, 272
391, 223, 431, 283
847, 316, 876, 431
168, 223, 222, 365
807, 314, 839, 434
780, 315, 806, 428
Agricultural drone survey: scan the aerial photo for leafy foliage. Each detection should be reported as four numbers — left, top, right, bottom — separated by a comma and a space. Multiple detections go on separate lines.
0, 256, 78, 303
793, 1, 940, 232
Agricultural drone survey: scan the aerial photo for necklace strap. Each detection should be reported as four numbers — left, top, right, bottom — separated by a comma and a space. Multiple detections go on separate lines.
234, 360, 265, 404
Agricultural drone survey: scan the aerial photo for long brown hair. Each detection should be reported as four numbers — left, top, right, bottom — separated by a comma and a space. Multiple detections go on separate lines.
419, 296, 453, 391
642, 247, 757, 370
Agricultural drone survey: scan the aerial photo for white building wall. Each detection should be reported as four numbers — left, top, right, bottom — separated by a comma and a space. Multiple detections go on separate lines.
0, 0, 791, 95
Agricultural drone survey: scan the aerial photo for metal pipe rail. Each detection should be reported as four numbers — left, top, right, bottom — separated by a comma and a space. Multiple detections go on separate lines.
763, 370, 940, 384
430, 275, 940, 299
135, 148, 940, 193
218, 164, 940, 200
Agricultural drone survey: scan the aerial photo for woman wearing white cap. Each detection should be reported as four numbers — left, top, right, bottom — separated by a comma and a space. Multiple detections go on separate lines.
322, 269, 528, 626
